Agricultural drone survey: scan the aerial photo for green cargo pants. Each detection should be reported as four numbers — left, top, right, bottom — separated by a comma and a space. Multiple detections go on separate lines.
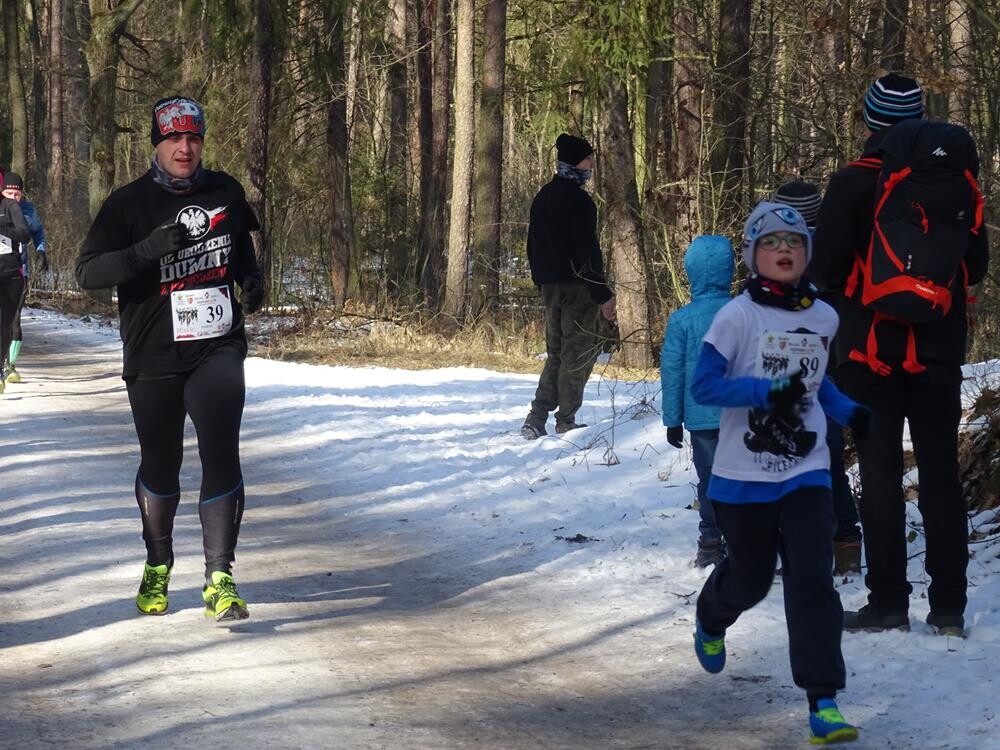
527, 281, 601, 429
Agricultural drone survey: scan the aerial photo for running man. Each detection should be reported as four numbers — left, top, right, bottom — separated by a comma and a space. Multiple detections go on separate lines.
76, 96, 265, 622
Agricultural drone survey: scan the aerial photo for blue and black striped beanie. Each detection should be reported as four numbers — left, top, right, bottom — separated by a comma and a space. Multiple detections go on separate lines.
863, 73, 924, 131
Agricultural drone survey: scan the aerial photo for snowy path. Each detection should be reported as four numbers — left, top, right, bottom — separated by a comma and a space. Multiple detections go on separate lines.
2, 309, 999, 749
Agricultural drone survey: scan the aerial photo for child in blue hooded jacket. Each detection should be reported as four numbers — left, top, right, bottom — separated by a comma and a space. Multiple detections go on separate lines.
661, 235, 733, 567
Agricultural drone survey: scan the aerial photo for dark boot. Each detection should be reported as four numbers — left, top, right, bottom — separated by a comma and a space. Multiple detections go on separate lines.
555, 420, 587, 434
926, 612, 965, 637
521, 413, 547, 440
843, 604, 909, 632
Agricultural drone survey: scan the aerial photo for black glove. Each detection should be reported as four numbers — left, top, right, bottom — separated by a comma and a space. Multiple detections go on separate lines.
768, 371, 806, 417
132, 222, 185, 264
240, 275, 265, 314
36, 251, 48, 273
849, 406, 872, 440
666, 425, 683, 449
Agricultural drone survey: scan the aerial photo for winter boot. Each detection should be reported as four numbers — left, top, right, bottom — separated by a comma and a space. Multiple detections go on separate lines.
842, 604, 909, 632
833, 540, 862, 576
694, 537, 726, 568
521, 413, 547, 440
555, 420, 587, 434
808, 698, 859, 744
926, 612, 965, 638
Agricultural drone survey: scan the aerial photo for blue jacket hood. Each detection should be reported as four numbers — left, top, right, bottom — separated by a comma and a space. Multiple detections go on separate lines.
684, 235, 734, 299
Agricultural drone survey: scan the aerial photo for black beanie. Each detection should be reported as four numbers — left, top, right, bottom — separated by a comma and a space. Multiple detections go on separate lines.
151, 96, 206, 146
556, 133, 593, 166
4, 172, 23, 191
772, 180, 822, 229
863, 73, 924, 131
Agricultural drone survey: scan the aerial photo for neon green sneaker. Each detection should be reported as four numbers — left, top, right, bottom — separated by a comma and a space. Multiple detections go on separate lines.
809, 699, 859, 744
136, 562, 171, 615
6, 366, 20, 384
202, 571, 249, 622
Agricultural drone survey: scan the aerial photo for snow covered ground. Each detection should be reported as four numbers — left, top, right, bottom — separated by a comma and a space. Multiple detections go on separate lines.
2, 307, 1000, 749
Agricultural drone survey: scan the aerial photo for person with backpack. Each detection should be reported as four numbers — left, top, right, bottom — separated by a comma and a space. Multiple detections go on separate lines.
661, 235, 733, 568
690, 201, 868, 745
812, 74, 989, 636
773, 180, 863, 576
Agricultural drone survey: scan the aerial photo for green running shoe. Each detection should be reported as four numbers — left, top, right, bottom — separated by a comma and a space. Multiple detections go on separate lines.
136, 562, 171, 615
5, 366, 20, 384
202, 571, 249, 622
809, 699, 859, 744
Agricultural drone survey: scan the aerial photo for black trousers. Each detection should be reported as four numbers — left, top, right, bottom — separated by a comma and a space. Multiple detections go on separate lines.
697, 486, 845, 696
0, 275, 23, 372
11, 273, 28, 340
126, 345, 247, 578
839, 364, 967, 615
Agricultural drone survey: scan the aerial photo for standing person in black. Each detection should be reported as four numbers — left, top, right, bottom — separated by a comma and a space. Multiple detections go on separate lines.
521, 133, 616, 439
0, 187, 32, 395
76, 96, 265, 622
812, 74, 989, 636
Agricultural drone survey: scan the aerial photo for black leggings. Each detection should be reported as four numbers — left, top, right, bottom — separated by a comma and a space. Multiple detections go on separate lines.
11, 275, 28, 340
126, 345, 247, 579
0, 275, 23, 371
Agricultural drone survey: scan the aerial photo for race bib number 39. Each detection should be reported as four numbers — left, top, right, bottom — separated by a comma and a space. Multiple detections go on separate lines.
171, 286, 234, 341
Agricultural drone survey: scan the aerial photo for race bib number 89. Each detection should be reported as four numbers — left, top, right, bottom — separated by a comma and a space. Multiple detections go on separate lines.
171, 286, 234, 341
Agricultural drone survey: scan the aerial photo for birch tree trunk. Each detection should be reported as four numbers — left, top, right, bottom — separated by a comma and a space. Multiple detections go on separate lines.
442, 0, 474, 318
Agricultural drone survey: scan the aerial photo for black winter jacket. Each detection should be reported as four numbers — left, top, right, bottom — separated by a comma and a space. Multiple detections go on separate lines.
811, 126, 989, 381
526, 176, 613, 304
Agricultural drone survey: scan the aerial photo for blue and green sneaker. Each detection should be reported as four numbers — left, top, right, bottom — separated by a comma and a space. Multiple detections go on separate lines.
136, 562, 171, 615
202, 571, 249, 622
809, 698, 859, 744
693, 619, 726, 674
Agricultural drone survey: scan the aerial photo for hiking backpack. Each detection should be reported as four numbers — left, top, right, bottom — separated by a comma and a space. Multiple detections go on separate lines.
844, 119, 984, 375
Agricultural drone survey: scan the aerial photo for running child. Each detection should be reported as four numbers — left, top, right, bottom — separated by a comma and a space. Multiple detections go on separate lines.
690, 202, 869, 744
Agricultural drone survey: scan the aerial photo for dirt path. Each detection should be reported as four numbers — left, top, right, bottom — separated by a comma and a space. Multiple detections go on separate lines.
1, 310, 810, 750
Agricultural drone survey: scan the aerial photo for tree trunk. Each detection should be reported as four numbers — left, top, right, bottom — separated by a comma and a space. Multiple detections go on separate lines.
3, 0, 28, 176
85, 0, 144, 220
597, 76, 651, 369
668, 4, 704, 249
49, 0, 65, 203
471, 0, 506, 313
67, 0, 91, 220
248, 0, 273, 296
442, 0, 474, 318
325, 0, 354, 310
418, 0, 452, 308
882, 0, 908, 70
24, 0, 47, 188
948, 0, 972, 124
710, 0, 751, 231
385, 0, 410, 296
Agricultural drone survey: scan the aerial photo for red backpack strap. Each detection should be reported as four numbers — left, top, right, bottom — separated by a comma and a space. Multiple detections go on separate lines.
965, 169, 985, 236
849, 157, 883, 171
902, 324, 927, 375
848, 312, 893, 377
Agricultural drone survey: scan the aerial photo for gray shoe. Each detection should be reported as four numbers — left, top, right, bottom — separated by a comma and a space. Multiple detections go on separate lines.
926, 612, 965, 637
